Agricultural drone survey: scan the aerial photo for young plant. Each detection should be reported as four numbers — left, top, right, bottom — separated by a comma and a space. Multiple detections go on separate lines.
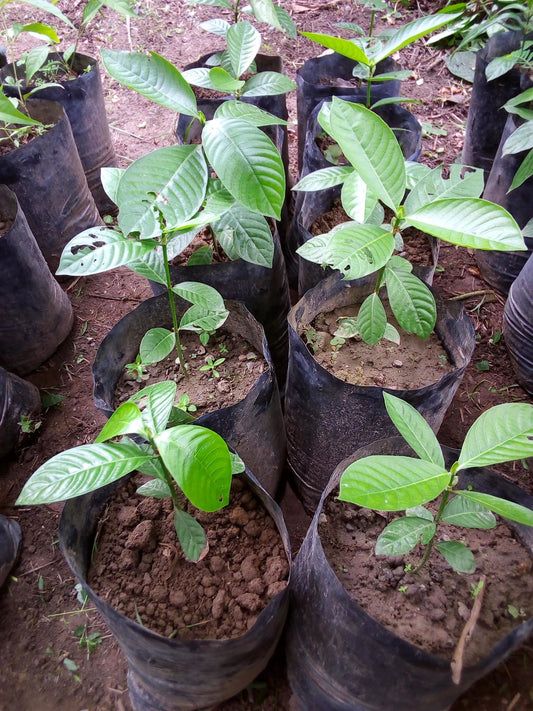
200, 356, 225, 379
339, 393, 533, 574
16, 380, 244, 562
187, 0, 297, 38
300, 8, 461, 108
293, 98, 526, 345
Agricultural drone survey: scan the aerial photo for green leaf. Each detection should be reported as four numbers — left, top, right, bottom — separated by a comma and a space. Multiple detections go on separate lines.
406, 198, 526, 251
100, 166, 124, 205
226, 21, 261, 77
174, 508, 208, 562
199, 18, 231, 35
327, 223, 395, 279
0, 93, 41, 127
383, 322, 401, 344
25, 45, 54, 84
127, 381, 178, 435
341, 170, 379, 223
458, 403, 533, 470
214, 100, 288, 126
273, 4, 297, 38
230, 452, 245, 474
385, 268, 437, 338
456, 491, 533, 527
188, 245, 213, 265
436, 540, 476, 574
301, 32, 370, 64
441, 495, 497, 529
179, 304, 229, 334
136, 479, 173, 498
203, 117, 285, 219
173, 281, 226, 312
328, 98, 406, 211
249, 0, 283, 30
403, 164, 484, 215
212, 204, 274, 267
296, 233, 332, 266
101, 0, 138, 18
293, 166, 354, 192
241, 71, 296, 97
208, 66, 245, 92
95, 402, 146, 443
509, 149, 533, 192
117, 145, 208, 238
56, 228, 156, 276
376, 516, 437, 555
154, 425, 233, 511
101, 50, 199, 117
339, 455, 449, 511
374, 13, 462, 64
15, 442, 153, 505
485, 54, 518, 82
503, 122, 533, 156
12, 0, 75, 28
383, 392, 445, 468
129, 249, 167, 285
139, 328, 175, 365
357, 293, 386, 345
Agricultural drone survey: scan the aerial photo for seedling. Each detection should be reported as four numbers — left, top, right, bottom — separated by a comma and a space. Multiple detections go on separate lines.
125, 354, 149, 383
18, 414, 41, 434
200, 356, 225, 379
73, 625, 103, 659
177, 393, 197, 415
339, 394, 533, 574
293, 99, 525, 346
16, 381, 245, 562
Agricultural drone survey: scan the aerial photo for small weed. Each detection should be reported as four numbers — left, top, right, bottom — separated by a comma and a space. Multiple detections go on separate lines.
218, 343, 228, 355
41, 390, 65, 410
19, 414, 41, 434
489, 330, 502, 345
74, 625, 103, 659
63, 657, 81, 682
508, 604, 526, 619
398, 585, 408, 594
404, 563, 412, 573
177, 394, 197, 414
200, 356, 225, 379
304, 327, 319, 353
471, 579, 484, 598
476, 360, 490, 372
330, 336, 345, 351
125, 354, 149, 383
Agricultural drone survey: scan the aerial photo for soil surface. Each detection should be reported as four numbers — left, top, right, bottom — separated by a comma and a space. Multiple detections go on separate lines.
1, 1, 533, 710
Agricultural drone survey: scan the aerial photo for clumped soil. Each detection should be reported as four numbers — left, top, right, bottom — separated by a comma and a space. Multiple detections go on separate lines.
321, 494, 533, 667
89, 476, 289, 639
1, 0, 533, 710
304, 302, 453, 389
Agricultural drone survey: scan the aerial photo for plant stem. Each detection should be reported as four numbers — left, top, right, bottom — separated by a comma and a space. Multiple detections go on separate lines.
161, 241, 188, 377
413, 481, 453, 573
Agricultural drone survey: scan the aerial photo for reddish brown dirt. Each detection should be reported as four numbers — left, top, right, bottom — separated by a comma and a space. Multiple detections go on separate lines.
1, 1, 533, 711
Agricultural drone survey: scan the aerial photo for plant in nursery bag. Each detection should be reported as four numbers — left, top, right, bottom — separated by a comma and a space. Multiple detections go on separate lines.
300, 7, 461, 108
98, 48, 287, 271
339, 393, 533, 574
16, 380, 244, 562
0, 0, 135, 88
294, 98, 526, 346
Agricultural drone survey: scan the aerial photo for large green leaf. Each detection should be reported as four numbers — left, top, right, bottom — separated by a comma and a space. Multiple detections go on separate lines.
327, 223, 395, 279
374, 13, 462, 63
208, 67, 245, 93
173, 281, 226, 312
117, 145, 208, 238
129, 249, 167, 285
101, 50, 199, 117
101, 0, 139, 18
249, 0, 283, 30
441, 495, 496, 529
455, 491, 533, 527
328, 98, 406, 211
212, 204, 274, 267
341, 170, 380, 223
273, 3, 297, 37
15, 442, 153, 505
405, 198, 526, 251
385, 267, 437, 338
9, 0, 75, 28
435, 540, 475, 573
296, 233, 332, 266
293, 166, 354, 192
226, 21, 261, 78
203, 117, 285, 219
127, 381, 178, 436
154, 425, 233, 511
458, 403, 533, 470
339, 455, 449, 511
300, 32, 369, 64
179, 303, 229, 334
214, 100, 288, 126
199, 18, 231, 35
95, 402, 146, 443
100, 166, 124, 205
356, 293, 386, 345
375, 516, 436, 555
383, 392, 444, 468
241, 71, 296, 97
56, 228, 156, 276
403, 164, 484, 215
136, 478, 173, 499
174, 508, 208, 562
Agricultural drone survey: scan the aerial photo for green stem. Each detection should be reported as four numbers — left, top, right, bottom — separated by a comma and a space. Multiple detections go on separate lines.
162, 241, 188, 377
234, 0, 241, 24
148, 439, 183, 512
413, 477, 454, 573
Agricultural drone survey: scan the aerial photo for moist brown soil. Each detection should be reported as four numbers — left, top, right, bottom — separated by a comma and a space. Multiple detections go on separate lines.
115, 329, 265, 414
89, 475, 289, 639
320, 494, 533, 667
303, 301, 453, 389
1, 1, 533, 710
